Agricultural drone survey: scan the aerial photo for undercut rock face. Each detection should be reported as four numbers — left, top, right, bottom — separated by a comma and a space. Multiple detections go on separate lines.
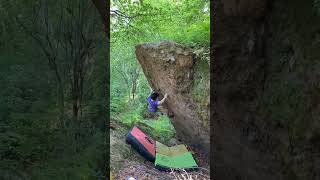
213, 0, 320, 179
135, 41, 210, 155
221, 0, 266, 18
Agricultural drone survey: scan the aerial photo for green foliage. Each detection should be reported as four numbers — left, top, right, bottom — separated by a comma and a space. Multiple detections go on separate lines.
110, 0, 209, 145
120, 106, 144, 127
111, 0, 210, 47
191, 49, 210, 103
141, 115, 176, 142
117, 109, 176, 142
156, 0, 210, 47
27, 130, 106, 180
111, 96, 128, 116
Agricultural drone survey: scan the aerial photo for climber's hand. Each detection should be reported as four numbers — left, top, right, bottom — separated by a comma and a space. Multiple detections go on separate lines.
158, 93, 168, 105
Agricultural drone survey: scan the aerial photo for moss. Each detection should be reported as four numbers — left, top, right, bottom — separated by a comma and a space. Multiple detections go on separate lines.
190, 48, 210, 127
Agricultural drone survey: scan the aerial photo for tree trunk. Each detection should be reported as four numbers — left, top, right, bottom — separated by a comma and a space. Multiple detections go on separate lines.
131, 81, 136, 100
71, 78, 81, 122
57, 80, 65, 126
91, 0, 108, 33
72, 100, 79, 121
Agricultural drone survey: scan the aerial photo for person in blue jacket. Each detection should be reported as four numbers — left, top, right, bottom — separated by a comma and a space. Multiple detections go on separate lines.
146, 86, 168, 117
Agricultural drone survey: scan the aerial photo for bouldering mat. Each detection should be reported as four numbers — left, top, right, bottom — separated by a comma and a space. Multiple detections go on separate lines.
126, 126, 156, 162
155, 141, 198, 170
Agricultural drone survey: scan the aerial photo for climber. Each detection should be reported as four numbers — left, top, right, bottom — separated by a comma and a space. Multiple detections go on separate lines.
147, 86, 168, 117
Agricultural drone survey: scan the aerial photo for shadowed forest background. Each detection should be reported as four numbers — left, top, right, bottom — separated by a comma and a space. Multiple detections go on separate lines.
0, 0, 107, 179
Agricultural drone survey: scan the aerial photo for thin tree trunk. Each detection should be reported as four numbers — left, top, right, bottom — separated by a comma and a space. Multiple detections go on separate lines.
73, 101, 79, 121
57, 80, 65, 126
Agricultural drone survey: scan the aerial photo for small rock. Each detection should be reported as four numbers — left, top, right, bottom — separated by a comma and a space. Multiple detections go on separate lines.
169, 138, 179, 146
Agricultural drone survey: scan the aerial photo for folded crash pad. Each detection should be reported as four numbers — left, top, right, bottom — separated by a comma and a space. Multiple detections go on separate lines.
126, 126, 156, 161
155, 141, 198, 170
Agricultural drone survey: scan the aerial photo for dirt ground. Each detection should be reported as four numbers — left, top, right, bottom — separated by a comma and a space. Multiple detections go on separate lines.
110, 121, 210, 180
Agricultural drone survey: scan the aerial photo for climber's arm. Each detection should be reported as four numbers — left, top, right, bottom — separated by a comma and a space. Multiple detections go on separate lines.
148, 85, 153, 96
158, 93, 168, 105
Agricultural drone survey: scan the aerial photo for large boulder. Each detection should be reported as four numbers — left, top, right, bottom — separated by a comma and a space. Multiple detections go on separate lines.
135, 41, 210, 155
213, 0, 320, 179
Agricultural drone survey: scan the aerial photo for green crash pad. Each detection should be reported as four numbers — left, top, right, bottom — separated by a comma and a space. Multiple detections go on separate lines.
155, 141, 198, 169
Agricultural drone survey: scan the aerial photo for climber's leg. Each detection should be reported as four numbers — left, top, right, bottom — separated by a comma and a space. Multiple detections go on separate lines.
158, 105, 168, 116
145, 111, 159, 119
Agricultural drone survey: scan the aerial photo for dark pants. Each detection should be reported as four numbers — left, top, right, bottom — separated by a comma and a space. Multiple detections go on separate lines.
146, 106, 168, 119
146, 111, 161, 119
